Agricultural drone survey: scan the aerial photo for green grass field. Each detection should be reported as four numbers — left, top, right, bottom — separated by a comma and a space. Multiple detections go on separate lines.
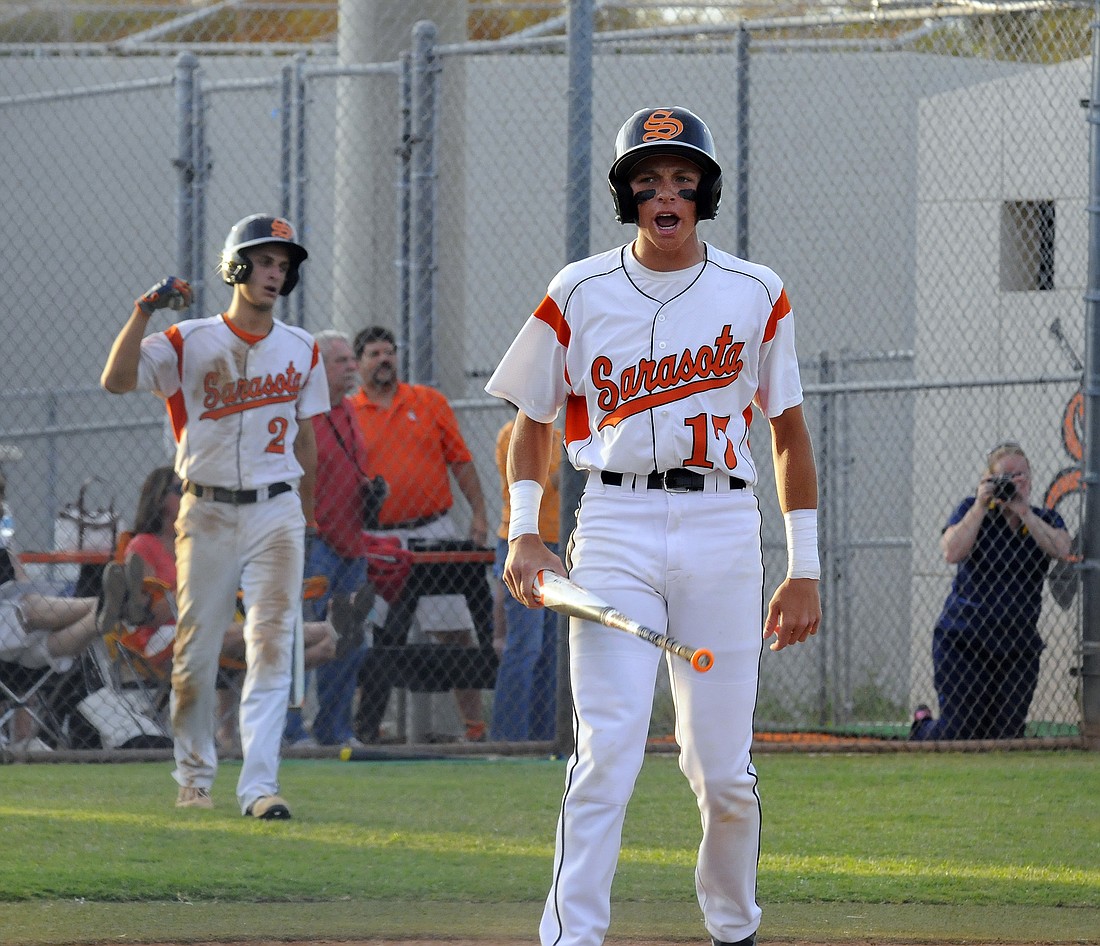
1, 750, 1097, 944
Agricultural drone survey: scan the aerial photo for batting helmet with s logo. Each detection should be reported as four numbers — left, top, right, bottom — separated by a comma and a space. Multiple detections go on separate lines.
609, 106, 722, 224
220, 214, 309, 295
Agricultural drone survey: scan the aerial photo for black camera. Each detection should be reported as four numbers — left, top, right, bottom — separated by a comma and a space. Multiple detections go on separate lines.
990, 474, 1016, 502
360, 475, 389, 530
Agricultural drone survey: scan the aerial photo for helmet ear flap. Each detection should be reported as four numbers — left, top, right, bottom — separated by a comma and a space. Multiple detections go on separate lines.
280, 263, 301, 296
610, 178, 639, 225
221, 252, 252, 287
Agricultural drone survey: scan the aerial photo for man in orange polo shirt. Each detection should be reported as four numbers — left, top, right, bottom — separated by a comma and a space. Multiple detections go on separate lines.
350, 325, 489, 741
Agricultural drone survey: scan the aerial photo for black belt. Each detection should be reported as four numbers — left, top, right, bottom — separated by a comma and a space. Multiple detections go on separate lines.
183, 480, 293, 504
600, 469, 746, 492
380, 509, 448, 531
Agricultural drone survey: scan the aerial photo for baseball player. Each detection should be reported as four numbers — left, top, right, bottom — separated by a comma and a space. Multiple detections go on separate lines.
101, 214, 329, 818
485, 107, 821, 946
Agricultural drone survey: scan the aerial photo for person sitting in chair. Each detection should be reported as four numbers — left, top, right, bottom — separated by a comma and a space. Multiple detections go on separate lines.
1, 530, 134, 749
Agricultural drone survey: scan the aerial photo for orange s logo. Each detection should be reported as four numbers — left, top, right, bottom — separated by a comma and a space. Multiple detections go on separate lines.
270, 218, 294, 240
642, 109, 684, 142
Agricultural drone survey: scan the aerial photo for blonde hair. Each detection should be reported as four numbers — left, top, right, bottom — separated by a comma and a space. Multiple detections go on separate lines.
985, 440, 1029, 474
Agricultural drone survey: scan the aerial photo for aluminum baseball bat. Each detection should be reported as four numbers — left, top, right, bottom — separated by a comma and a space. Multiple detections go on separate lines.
533, 570, 714, 672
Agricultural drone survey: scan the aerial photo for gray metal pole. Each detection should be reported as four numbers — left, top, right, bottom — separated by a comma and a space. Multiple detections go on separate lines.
174, 53, 197, 284
554, 0, 595, 758
191, 77, 209, 319
1080, 2, 1100, 749
397, 52, 413, 381
279, 62, 295, 326
408, 20, 438, 386
292, 54, 308, 328
735, 25, 750, 259
817, 352, 832, 725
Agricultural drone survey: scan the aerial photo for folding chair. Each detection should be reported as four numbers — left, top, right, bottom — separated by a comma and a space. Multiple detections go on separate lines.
0, 657, 73, 750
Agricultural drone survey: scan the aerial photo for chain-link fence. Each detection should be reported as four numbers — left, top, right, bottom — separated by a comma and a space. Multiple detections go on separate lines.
0, 1, 1092, 756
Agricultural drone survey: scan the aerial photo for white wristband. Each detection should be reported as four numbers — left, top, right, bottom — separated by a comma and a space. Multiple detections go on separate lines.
508, 479, 544, 541
784, 508, 821, 580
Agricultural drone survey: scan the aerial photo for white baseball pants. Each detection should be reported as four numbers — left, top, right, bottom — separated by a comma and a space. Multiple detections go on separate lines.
540, 474, 764, 946
171, 489, 304, 813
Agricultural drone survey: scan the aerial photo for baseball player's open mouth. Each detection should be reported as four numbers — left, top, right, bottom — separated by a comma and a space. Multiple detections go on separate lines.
655, 213, 680, 232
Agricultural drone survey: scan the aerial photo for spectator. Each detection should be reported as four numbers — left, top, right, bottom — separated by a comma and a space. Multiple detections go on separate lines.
120, 466, 337, 750
1, 536, 132, 749
100, 214, 329, 818
490, 408, 561, 742
350, 325, 489, 742
289, 330, 383, 748
911, 441, 1071, 741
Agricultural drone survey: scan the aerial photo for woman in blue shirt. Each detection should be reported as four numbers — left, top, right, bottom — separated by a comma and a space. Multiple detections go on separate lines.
911, 442, 1071, 740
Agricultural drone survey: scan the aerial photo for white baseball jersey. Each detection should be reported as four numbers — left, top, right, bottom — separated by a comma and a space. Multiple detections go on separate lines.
485, 242, 804, 485
136, 314, 329, 488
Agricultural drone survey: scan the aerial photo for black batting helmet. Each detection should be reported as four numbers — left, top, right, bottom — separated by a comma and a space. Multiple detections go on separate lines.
609, 106, 722, 224
220, 214, 309, 295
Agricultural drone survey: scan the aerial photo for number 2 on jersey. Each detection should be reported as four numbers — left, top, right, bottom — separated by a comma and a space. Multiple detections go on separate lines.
265, 416, 289, 454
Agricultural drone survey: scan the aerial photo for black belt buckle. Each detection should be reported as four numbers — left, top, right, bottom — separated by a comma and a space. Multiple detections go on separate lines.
223, 487, 256, 505
659, 469, 699, 493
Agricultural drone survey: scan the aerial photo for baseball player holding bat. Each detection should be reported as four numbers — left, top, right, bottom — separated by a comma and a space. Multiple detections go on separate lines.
486, 107, 821, 946
101, 214, 329, 819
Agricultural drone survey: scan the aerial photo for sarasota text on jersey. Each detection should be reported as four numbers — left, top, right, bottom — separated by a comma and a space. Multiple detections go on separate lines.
593, 324, 745, 429
200, 360, 304, 420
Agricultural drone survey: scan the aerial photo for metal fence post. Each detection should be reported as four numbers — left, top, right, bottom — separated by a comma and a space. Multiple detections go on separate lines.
1080, 1, 1100, 749
817, 351, 833, 724
293, 54, 308, 329
397, 51, 413, 380
191, 74, 209, 319
735, 25, 750, 259
279, 60, 295, 325
174, 52, 197, 288
554, 0, 595, 758
408, 20, 438, 386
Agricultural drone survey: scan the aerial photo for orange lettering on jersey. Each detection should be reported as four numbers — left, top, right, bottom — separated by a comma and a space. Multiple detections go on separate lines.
270, 218, 294, 240
591, 326, 744, 429
642, 109, 684, 142
199, 360, 303, 420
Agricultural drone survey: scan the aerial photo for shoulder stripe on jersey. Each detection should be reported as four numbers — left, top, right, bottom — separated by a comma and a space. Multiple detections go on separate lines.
533, 296, 569, 347
311, 341, 320, 369
164, 324, 188, 440
762, 289, 791, 345
165, 324, 185, 379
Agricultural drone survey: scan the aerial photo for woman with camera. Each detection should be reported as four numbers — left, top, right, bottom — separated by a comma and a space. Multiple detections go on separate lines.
911, 441, 1071, 741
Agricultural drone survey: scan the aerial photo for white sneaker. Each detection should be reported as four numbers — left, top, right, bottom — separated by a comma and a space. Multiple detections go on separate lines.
176, 786, 214, 809
245, 794, 292, 820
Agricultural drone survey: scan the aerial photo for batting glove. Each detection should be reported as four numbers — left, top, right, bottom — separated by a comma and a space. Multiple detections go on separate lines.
136, 276, 191, 316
